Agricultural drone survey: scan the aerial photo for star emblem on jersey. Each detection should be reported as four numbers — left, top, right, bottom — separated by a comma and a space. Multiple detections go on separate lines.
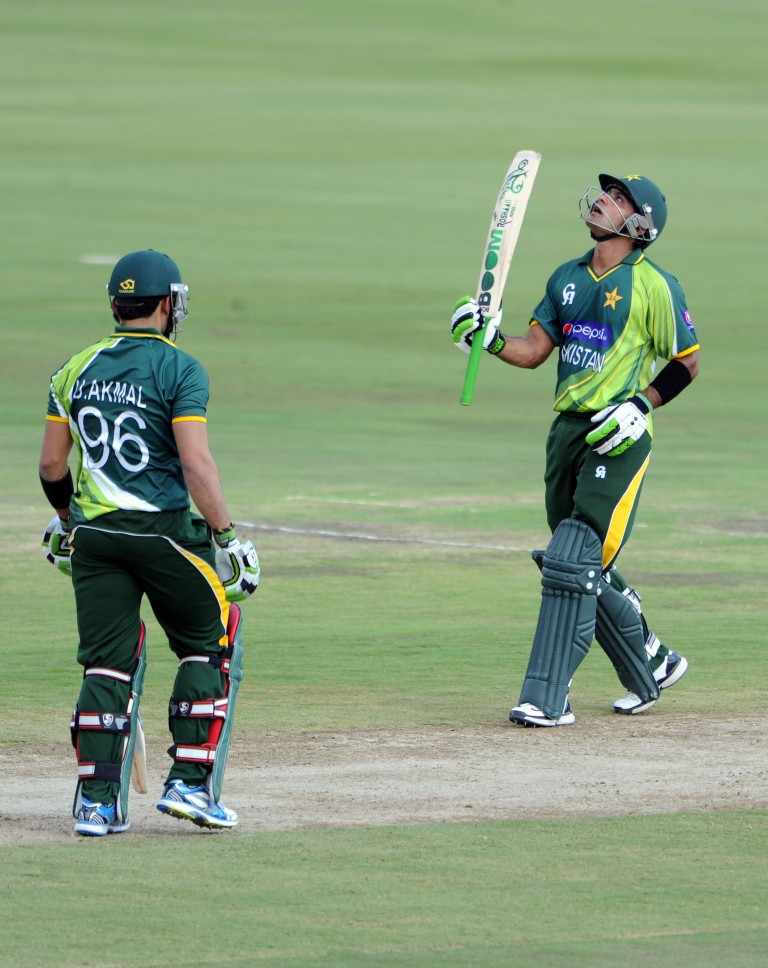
604, 287, 622, 309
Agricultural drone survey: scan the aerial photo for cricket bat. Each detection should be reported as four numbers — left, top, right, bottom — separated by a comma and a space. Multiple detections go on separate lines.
130, 714, 148, 794
460, 150, 542, 406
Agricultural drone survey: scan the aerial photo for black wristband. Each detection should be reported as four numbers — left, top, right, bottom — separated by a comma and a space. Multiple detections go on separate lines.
649, 358, 693, 406
40, 469, 74, 510
487, 333, 506, 356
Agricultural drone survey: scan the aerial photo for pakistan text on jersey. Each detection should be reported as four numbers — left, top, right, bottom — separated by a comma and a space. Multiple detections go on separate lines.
71, 379, 148, 408
560, 343, 605, 373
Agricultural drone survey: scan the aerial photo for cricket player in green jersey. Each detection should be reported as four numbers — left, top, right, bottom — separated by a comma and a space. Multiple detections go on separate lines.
452, 172, 699, 726
39, 249, 260, 833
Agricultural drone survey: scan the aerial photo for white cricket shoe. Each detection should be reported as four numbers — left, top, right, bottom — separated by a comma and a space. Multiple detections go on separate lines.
509, 701, 576, 727
613, 650, 688, 714
613, 693, 658, 715
654, 651, 689, 690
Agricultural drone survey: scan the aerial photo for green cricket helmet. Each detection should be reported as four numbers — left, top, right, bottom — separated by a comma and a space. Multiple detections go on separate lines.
107, 249, 189, 327
598, 173, 668, 245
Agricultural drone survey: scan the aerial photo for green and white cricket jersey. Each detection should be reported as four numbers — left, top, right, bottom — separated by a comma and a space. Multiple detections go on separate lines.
46, 326, 209, 523
531, 248, 700, 413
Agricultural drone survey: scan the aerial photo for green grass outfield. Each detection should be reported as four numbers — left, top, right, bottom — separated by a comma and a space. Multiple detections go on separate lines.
2, 1, 767, 965
3, 815, 767, 968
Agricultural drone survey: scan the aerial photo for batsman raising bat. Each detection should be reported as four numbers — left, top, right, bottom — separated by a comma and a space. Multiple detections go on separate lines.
451, 168, 699, 726
39, 249, 259, 834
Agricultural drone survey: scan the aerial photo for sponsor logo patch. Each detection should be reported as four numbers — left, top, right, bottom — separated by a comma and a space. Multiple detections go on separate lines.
562, 321, 612, 349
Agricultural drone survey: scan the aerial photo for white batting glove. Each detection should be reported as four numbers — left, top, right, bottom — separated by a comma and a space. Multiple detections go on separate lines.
450, 296, 504, 355
214, 526, 260, 602
42, 515, 74, 576
586, 395, 651, 457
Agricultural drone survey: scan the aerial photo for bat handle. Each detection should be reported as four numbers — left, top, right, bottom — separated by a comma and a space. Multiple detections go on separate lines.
459, 322, 485, 406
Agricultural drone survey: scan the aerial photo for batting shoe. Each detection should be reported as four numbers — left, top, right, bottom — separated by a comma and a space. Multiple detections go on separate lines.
654, 650, 689, 690
74, 798, 130, 837
612, 693, 658, 715
613, 651, 688, 714
157, 780, 238, 830
509, 701, 576, 727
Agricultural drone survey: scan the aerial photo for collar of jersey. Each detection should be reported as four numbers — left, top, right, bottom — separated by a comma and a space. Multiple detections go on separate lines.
114, 325, 174, 346
578, 247, 646, 267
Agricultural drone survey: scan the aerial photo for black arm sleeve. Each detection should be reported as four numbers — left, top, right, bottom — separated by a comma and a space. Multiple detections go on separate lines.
40, 469, 74, 510
649, 358, 693, 406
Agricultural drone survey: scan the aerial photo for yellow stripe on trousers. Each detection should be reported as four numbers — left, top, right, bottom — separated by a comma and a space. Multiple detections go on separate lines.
169, 539, 230, 646
602, 454, 651, 570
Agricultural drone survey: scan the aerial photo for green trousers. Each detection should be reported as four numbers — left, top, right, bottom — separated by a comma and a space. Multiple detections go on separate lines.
70, 510, 230, 802
543, 411, 652, 571
541, 411, 670, 672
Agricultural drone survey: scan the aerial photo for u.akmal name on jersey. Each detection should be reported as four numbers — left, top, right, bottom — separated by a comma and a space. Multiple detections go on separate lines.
71, 378, 148, 408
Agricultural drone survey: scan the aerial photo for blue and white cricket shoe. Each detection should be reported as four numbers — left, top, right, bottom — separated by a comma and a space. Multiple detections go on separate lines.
654, 650, 689, 690
614, 649, 688, 714
156, 780, 238, 829
74, 798, 130, 837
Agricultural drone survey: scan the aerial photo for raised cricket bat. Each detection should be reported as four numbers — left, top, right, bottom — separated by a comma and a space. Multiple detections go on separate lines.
460, 150, 542, 406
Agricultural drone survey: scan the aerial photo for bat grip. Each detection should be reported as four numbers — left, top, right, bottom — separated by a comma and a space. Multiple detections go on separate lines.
459, 322, 485, 406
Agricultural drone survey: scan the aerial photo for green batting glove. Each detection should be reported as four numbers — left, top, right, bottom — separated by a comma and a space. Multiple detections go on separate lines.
586, 395, 652, 457
214, 527, 260, 602
42, 515, 73, 577
213, 524, 238, 548
450, 296, 504, 355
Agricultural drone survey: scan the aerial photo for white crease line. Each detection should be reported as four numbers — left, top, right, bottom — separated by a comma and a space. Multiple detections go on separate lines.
235, 521, 522, 551
285, 496, 420, 508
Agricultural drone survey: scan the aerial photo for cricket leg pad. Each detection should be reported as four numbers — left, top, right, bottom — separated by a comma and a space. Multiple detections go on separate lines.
595, 579, 659, 703
518, 519, 602, 719
71, 621, 147, 824
167, 603, 244, 804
